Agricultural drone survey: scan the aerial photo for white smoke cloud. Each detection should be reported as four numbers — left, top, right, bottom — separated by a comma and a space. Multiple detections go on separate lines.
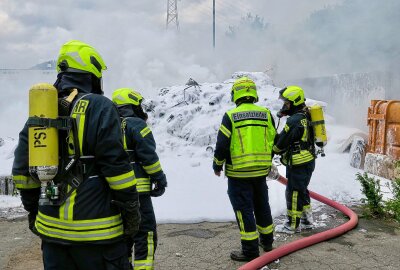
11, 0, 400, 138
0, 0, 343, 89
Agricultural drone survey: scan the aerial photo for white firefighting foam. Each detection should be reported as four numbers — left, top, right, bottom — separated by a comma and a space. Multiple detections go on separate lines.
0, 72, 393, 223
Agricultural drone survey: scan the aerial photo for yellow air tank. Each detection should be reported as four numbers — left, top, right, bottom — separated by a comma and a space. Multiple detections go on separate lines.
28, 83, 59, 181
309, 104, 327, 154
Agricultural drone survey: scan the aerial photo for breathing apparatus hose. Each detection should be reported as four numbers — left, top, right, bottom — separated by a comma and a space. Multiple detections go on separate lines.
238, 175, 359, 270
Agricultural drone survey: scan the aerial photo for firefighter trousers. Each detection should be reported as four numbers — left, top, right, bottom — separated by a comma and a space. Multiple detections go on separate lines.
42, 240, 130, 270
126, 194, 157, 270
285, 160, 315, 229
227, 176, 274, 256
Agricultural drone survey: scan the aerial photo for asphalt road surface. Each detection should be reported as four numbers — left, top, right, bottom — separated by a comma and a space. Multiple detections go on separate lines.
1, 205, 399, 270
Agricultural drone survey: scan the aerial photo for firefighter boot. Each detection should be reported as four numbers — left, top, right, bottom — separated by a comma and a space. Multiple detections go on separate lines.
300, 208, 314, 230
275, 222, 301, 234
259, 242, 273, 252
230, 250, 259, 262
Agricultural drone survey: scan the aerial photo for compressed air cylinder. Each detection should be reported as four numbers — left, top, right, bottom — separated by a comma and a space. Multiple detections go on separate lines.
29, 83, 59, 181
309, 104, 327, 148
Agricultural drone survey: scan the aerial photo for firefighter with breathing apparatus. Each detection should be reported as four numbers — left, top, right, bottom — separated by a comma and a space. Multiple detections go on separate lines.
273, 85, 327, 234
112, 87, 167, 270
12, 40, 140, 270
213, 77, 276, 261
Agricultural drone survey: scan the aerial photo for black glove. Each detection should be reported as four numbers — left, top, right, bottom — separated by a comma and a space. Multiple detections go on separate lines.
111, 200, 141, 238
212, 162, 223, 173
150, 173, 167, 197
28, 211, 40, 236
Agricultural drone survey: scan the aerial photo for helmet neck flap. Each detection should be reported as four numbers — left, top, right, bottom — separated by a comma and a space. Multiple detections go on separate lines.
54, 72, 103, 96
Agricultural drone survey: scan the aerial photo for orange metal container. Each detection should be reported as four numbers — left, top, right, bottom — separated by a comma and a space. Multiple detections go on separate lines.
367, 100, 400, 160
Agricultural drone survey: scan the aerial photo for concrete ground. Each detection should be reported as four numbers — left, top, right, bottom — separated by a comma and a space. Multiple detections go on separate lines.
1, 205, 399, 270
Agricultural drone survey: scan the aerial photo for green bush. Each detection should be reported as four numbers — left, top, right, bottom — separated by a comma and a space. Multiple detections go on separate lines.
356, 172, 384, 217
385, 178, 400, 222
356, 172, 400, 222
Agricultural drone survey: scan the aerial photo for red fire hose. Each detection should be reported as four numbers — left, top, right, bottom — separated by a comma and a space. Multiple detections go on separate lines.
238, 175, 359, 270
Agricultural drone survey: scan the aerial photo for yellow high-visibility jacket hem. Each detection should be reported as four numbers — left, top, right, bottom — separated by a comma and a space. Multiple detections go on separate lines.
36, 212, 124, 242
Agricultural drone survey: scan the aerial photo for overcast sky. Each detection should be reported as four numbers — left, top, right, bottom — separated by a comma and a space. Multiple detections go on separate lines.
0, 0, 344, 94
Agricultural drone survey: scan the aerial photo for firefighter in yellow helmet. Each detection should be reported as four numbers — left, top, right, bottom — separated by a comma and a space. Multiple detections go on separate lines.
213, 77, 276, 261
273, 86, 315, 234
112, 88, 167, 270
12, 40, 140, 270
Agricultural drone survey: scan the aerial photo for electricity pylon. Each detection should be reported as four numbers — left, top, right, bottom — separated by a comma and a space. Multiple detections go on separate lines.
166, 0, 179, 30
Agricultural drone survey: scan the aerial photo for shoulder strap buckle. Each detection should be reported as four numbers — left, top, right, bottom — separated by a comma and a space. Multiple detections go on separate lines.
27, 116, 73, 130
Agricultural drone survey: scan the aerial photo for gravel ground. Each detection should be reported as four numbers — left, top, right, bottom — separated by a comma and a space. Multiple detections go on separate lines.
1, 204, 399, 270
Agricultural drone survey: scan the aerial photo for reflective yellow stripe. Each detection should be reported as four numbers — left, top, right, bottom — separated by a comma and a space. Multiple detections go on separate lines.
219, 124, 231, 138
147, 231, 155, 260
133, 231, 155, 269
226, 170, 269, 178
106, 171, 136, 190
240, 231, 259, 241
137, 186, 151, 192
230, 150, 272, 170
37, 212, 123, 230
67, 188, 77, 220
230, 159, 272, 167
71, 98, 89, 155
70, 114, 85, 155
303, 205, 311, 210
60, 185, 77, 220
257, 224, 274, 235
231, 153, 270, 160
292, 150, 314, 165
137, 177, 151, 193
36, 212, 124, 241
123, 134, 128, 150
292, 155, 314, 162
236, 211, 259, 240
231, 154, 272, 167
36, 222, 123, 241
227, 165, 270, 172
237, 210, 245, 232
288, 209, 302, 215
301, 118, 308, 141
284, 124, 290, 132
140, 127, 151, 138
287, 210, 302, 218
12, 175, 41, 189
143, 161, 162, 175
291, 191, 298, 229
272, 145, 282, 153
134, 260, 154, 270
213, 157, 225, 166
77, 114, 85, 154
121, 119, 128, 150
225, 166, 270, 178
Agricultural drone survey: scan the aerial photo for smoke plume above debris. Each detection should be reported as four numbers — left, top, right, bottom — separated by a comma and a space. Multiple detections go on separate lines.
0, 0, 398, 137
1, 0, 348, 92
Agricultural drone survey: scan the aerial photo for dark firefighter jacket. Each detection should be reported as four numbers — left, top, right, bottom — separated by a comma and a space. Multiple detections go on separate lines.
12, 73, 138, 244
118, 107, 164, 194
213, 102, 276, 178
273, 108, 315, 166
